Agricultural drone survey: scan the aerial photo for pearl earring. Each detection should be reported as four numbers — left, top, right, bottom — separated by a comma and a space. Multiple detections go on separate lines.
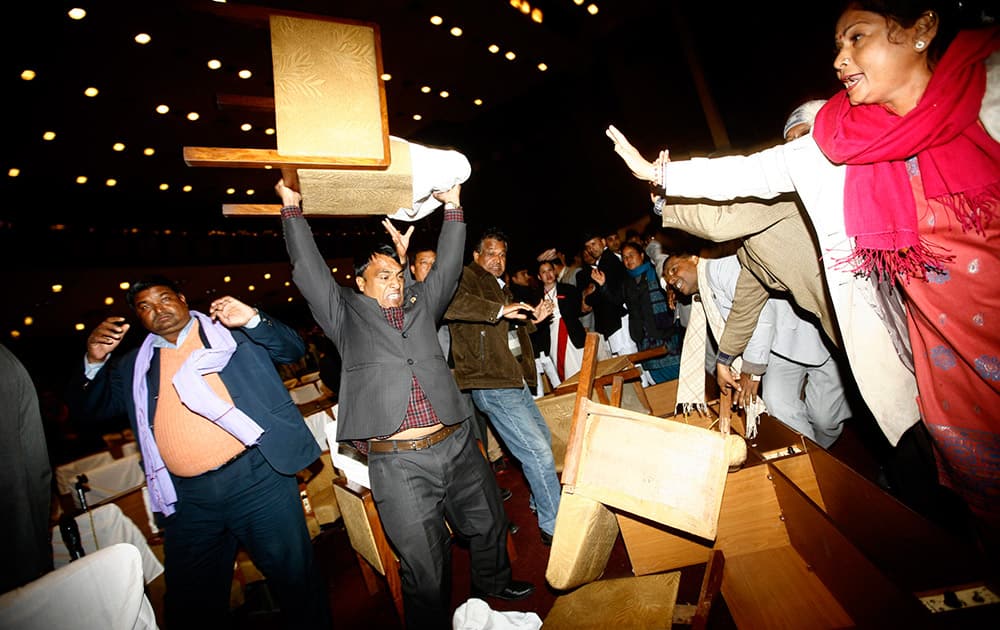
915, 40, 926, 50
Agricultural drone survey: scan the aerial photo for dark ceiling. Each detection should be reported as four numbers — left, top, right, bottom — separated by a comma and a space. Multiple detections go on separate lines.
2, 0, 853, 383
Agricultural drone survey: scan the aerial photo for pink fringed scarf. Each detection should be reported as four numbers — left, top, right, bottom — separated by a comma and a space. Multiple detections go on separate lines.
812, 27, 1000, 281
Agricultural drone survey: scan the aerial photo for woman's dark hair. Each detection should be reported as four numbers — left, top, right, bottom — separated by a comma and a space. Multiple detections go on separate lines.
844, 0, 990, 69
126, 276, 181, 308
621, 241, 650, 265
353, 244, 400, 278
537, 258, 560, 274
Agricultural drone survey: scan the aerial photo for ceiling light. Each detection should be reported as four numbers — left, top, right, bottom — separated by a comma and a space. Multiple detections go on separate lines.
488, 44, 500, 54
265, 128, 275, 135
76, 176, 87, 184
380, 73, 392, 81
105, 179, 117, 187
284, 281, 290, 286
74, 323, 86, 331
159, 183, 169, 190
505, 51, 516, 61
43, 131, 56, 141
52, 284, 63, 293
143, 147, 155, 156
223, 276, 231, 283
430, 16, 443, 26
287, 297, 293, 302
473, 98, 483, 106
104, 297, 114, 305
156, 104, 169, 114
537, 62, 548, 71
240, 123, 252, 131
421, 85, 431, 93
574, 0, 584, 5
246, 189, 255, 195
119, 282, 130, 289
112, 142, 125, 152
331, 268, 338, 273
532, 8, 543, 23
520, 3, 531, 16
264, 273, 272, 280
439, 91, 449, 98
237, 69, 252, 79
10, 330, 21, 339
8, 168, 19, 177
68, 8, 86, 20
450, 26, 463, 37
226, 188, 235, 195
187, 112, 199, 121
134, 33, 151, 45
207, 59, 222, 70
24, 316, 34, 326
413, 114, 422, 121
248, 285, 256, 292
84, 87, 99, 97
182, 185, 192, 192
21, 69, 36, 81
264, 165, 273, 169
587, 4, 599, 15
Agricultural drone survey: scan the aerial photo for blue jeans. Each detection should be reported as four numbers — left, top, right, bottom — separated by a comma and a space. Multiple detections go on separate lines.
472, 385, 562, 535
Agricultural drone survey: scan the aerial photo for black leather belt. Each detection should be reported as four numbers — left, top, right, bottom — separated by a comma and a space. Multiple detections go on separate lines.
368, 423, 461, 453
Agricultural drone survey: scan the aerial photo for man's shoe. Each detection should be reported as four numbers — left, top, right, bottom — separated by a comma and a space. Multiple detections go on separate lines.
540, 530, 553, 546
473, 580, 535, 601
499, 487, 513, 502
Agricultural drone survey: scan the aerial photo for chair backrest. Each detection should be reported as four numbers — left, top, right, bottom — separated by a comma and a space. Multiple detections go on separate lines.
332, 478, 389, 576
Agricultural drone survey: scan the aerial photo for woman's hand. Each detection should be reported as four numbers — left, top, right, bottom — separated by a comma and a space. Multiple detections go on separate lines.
606, 125, 656, 182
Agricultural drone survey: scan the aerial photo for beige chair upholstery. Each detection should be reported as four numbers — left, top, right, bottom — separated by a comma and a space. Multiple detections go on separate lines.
332, 477, 404, 621
545, 490, 620, 590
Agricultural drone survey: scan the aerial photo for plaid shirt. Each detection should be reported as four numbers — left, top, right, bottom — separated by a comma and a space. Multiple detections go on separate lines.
352, 305, 442, 454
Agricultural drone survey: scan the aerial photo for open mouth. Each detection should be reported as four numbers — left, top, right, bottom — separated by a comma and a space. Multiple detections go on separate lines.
842, 73, 862, 93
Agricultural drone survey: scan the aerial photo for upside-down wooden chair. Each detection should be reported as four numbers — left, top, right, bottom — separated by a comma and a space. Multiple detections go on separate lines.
542, 332, 730, 628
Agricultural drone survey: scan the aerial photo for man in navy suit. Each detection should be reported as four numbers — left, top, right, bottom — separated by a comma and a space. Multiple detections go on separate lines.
70, 279, 331, 628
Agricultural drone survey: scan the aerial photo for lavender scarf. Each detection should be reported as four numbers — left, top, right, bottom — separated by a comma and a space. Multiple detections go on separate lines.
132, 311, 265, 515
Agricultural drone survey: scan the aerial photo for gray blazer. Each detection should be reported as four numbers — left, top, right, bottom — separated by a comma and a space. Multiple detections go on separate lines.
283, 216, 471, 441
662, 200, 839, 355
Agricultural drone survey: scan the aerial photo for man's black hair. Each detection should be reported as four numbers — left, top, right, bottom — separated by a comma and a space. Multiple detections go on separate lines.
125, 276, 181, 309
354, 244, 400, 278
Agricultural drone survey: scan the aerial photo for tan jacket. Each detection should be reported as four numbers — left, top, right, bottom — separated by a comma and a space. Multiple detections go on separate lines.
662, 199, 838, 357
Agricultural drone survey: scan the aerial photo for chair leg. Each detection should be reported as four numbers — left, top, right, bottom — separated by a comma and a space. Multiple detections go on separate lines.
386, 558, 404, 623
354, 550, 381, 596
691, 549, 725, 630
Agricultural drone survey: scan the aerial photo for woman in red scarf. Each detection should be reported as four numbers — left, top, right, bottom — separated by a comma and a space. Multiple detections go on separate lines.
812, 2, 999, 546
607, 0, 999, 554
